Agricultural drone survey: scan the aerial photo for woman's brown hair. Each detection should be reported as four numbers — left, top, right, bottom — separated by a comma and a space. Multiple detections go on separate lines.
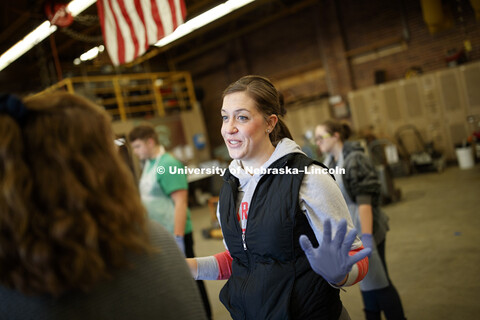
223, 75, 293, 146
0, 92, 152, 296
321, 119, 352, 142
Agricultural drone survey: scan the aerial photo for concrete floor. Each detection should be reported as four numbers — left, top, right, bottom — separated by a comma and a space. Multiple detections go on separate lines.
190, 164, 480, 320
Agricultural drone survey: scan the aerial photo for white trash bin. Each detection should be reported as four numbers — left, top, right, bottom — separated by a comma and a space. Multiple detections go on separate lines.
455, 146, 475, 169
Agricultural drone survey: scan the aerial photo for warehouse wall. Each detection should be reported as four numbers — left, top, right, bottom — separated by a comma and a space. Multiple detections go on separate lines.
340, 0, 480, 89
159, 0, 480, 152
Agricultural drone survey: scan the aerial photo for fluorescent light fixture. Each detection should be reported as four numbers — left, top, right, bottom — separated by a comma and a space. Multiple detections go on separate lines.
0, 0, 97, 72
80, 46, 99, 61
67, 0, 98, 17
0, 22, 57, 72
155, 0, 255, 47
74, 44, 104, 64
0, 0, 254, 71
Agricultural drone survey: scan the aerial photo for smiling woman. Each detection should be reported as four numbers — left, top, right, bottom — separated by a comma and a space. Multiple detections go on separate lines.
186, 75, 371, 320
220, 75, 294, 170
221, 92, 276, 168
223, 76, 292, 142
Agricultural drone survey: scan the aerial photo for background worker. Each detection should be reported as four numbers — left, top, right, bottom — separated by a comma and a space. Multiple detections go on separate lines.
315, 120, 406, 320
129, 125, 212, 319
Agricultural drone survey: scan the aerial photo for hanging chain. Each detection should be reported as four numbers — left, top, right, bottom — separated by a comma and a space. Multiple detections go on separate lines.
60, 27, 104, 43
73, 14, 99, 26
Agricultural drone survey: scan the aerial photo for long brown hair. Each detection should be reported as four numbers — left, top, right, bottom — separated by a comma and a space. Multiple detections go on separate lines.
0, 92, 152, 296
223, 75, 293, 146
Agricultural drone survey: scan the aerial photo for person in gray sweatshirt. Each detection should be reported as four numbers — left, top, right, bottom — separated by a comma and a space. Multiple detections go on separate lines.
187, 75, 371, 320
316, 120, 406, 320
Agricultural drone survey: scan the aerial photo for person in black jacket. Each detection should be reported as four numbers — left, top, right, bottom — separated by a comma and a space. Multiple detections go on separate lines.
316, 120, 406, 320
187, 76, 371, 320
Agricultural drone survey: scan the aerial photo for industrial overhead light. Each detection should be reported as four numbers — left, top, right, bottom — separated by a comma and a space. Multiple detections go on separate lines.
74, 44, 104, 65
1, 0, 256, 71
0, 21, 58, 72
66, 0, 97, 17
154, 0, 256, 47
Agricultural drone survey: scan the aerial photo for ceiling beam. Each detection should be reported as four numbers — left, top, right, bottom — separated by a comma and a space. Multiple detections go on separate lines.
0, 12, 31, 45
171, 0, 318, 65
186, 0, 224, 17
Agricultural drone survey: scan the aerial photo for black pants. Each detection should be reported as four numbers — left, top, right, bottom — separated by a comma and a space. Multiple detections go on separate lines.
185, 232, 212, 320
361, 240, 406, 320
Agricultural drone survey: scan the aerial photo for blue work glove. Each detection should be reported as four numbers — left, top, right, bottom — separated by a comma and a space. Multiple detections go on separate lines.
175, 235, 186, 256
361, 233, 374, 254
299, 219, 371, 284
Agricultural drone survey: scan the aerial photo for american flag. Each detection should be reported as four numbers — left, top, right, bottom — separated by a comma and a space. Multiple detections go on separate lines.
97, 0, 186, 66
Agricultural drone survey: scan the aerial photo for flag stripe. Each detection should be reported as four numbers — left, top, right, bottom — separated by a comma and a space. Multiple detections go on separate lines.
158, 0, 174, 35
151, 0, 166, 41
97, 0, 118, 65
179, 0, 187, 20
168, 0, 178, 29
117, 0, 140, 61
104, 0, 120, 65
110, 0, 134, 64
105, 6, 119, 65
104, 0, 125, 64
97, 0, 186, 65
140, 0, 157, 45
134, 0, 149, 51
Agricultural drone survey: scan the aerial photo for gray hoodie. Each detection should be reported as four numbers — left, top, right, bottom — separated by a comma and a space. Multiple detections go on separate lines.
197, 138, 362, 282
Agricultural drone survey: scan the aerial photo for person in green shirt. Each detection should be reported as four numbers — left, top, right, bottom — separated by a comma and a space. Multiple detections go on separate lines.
129, 124, 211, 319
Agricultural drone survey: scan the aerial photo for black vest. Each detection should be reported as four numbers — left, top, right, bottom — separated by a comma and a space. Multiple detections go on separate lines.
219, 153, 342, 320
